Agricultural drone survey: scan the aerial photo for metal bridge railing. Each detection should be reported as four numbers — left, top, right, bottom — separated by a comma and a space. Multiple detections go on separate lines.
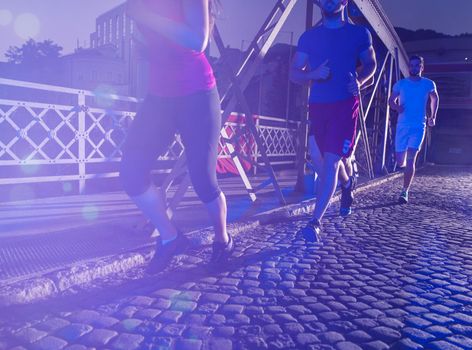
0, 78, 298, 194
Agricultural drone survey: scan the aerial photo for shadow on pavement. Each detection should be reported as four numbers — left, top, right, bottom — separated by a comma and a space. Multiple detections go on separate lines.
0, 240, 303, 322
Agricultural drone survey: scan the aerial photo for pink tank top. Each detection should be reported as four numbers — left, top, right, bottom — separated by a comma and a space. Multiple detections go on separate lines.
140, 0, 216, 97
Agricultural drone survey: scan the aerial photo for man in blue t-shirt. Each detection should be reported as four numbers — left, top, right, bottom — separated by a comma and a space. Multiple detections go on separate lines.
389, 55, 439, 204
290, 0, 377, 241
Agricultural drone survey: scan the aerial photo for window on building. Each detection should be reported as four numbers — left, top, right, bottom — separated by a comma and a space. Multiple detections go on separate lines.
109, 19, 113, 42
99, 23, 104, 44
104, 21, 108, 43
116, 16, 120, 40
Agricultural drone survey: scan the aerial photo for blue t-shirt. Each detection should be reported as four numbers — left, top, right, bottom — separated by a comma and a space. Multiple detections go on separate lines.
297, 23, 372, 103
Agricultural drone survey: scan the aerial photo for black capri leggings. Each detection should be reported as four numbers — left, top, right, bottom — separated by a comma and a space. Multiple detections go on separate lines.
120, 88, 222, 203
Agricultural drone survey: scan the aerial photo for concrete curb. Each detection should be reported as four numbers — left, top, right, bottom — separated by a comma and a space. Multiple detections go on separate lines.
0, 221, 262, 307
0, 252, 148, 307
0, 172, 402, 307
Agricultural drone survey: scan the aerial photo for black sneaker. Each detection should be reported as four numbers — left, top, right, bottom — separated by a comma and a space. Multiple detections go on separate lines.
299, 219, 322, 243
211, 233, 235, 264
398, 190, 409, 204
146, 234, 188, 274
340, 176, 355, 217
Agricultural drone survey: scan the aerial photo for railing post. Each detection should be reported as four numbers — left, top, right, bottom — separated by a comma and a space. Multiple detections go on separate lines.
254, 115, 259, 175
381, 55, 395, 172
78, 91, 86, 194
294, 0, 314, 193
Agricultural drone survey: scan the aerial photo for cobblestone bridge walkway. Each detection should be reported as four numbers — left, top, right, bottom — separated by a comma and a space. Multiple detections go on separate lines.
1, 166, 471, 350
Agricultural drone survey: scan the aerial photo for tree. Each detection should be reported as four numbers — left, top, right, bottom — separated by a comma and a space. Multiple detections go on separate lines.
5, 39, 62, 65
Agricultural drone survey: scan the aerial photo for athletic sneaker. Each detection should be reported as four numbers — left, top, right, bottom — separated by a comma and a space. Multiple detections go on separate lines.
340, 176, 355, 216
146, 234, 189, 274
211, 233, 235, 264
299, 218, 322, 243
398, 190, 409, 204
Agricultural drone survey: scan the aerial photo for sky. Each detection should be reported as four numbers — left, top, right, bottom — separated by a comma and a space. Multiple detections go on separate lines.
0, 0, 471, 61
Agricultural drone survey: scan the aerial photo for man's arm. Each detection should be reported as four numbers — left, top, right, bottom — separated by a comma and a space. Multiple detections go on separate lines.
388, 90, 404, 113
290, 51, 330, 85
348, 46, 377, 95
357, 46, 377, 87
428, 89, 440, 127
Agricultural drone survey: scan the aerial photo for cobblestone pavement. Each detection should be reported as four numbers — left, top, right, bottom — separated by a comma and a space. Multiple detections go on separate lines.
1, 166, 471, 350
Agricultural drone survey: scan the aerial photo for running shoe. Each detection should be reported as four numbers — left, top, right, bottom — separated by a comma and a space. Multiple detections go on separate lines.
340, 176, 355, 216
146, 233, 189, 274
398, 190, 409, 204
299, 218, 322, 243
210, 233, 235, 264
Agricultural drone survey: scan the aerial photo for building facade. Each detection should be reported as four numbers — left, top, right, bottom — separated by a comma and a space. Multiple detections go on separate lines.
89, 2, 148, 98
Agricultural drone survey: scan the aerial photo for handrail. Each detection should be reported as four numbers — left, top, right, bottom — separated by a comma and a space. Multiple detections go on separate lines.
0, 78, 139, 103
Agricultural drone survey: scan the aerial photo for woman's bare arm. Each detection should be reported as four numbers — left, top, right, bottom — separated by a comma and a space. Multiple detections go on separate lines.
127, 0, 210, 52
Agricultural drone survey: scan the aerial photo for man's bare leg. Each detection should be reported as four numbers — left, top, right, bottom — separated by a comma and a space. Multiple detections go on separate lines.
343, 156, 354, 177
308, 135, 323, 175
338, 160, 350, 184
339, 157, 355, 216
396, 151, 407, 170
313, 152, 343, 221
396, 150, 417, 204
403, 148, 420, 191
298, 136, 328, 242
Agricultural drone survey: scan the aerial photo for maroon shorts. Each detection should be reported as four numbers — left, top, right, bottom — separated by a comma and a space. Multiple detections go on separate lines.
309, 97, 359, 158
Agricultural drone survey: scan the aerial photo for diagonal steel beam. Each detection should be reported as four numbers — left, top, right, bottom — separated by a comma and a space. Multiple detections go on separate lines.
213, 26, 286, 205
351, 0, 409, 76
162, 0, 299, 212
